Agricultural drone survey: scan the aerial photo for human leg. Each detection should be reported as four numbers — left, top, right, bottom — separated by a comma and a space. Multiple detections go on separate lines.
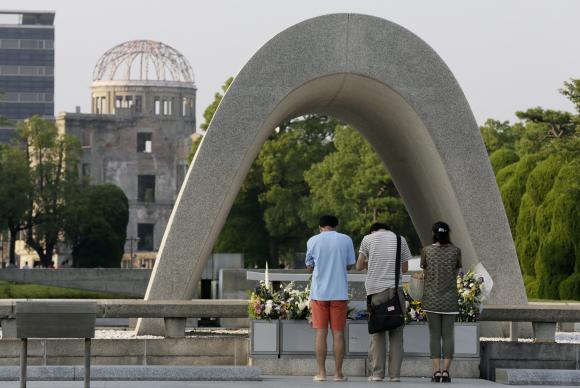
310, 300, 330, 379
368, 289, 393, 379
315, 328, 328, 378
329, 301, 348, 379
387, 288, 406, 380
427, 312, 443, 379
441, 314, 455, 382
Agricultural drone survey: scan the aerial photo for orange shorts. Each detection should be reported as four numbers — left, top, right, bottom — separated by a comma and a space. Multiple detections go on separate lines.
310, 300, 348, 331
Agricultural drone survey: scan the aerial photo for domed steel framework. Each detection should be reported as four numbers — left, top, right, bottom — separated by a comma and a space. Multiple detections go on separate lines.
93, 40, 194, 84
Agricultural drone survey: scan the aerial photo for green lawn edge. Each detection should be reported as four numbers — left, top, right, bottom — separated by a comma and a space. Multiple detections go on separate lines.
0, 280, 136, 299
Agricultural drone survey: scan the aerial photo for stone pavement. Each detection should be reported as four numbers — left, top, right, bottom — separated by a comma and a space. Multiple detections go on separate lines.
0, 377, 577, 388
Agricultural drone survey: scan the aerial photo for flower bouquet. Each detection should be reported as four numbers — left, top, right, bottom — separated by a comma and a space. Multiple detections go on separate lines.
279, 281, 311, 320
403, 284, 427, 322
457, 271, 485, 322
248, 280, 283, 320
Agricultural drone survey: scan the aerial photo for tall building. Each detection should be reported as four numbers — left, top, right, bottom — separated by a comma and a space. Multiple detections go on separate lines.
0, 10, 54, 125
56, 40, 196, 268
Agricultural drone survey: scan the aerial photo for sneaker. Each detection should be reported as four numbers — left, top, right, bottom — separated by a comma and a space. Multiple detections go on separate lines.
368, 376, 384, 382
389, 377, 401, 382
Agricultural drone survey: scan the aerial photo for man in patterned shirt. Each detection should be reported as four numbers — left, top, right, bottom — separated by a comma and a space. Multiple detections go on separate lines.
356, 222, 411, 382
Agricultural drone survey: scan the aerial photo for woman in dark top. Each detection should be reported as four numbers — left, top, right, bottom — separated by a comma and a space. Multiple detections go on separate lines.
420, 221, 462, 383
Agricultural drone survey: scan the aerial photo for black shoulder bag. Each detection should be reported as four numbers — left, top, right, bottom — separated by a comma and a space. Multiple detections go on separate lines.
367, 234, 404, 334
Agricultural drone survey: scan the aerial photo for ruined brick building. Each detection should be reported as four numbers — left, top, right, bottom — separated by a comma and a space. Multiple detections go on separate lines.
56, 40, 197, 268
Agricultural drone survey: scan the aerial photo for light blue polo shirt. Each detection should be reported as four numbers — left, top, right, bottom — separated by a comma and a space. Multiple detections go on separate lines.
305, 231, 356, 301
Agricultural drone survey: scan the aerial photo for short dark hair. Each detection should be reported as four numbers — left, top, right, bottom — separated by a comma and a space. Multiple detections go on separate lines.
319, 215, 339, 228
432, 221, 451, 244
369, 222, 390, 233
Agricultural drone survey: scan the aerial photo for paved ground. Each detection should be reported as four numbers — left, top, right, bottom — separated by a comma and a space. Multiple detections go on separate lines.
2, 377, 578, 388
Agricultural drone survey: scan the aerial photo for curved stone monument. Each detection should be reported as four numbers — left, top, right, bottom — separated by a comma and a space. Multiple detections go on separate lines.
137, 14, 527, 335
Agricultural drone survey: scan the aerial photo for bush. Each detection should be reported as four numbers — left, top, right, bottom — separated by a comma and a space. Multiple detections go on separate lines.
499, 155, 544, 234
515, 194, 539, 276
559, 273, 580, 300
489, 148, 519, 174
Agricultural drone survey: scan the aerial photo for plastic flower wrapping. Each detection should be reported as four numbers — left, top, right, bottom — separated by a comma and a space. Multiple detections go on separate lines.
248, 281, 311, 320
403, 271, 485, 323
403, 284, 427, 322
456, 271, 485, 322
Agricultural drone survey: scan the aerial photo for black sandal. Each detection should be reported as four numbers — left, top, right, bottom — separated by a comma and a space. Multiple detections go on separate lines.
441, 370, 451, 383
431, 371, 441, 383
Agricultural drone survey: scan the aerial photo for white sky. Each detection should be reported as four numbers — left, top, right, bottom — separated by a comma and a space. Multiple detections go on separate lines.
11, 0, 580, 129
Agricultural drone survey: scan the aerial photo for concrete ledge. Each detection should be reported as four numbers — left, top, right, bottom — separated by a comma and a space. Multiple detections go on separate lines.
0, 366, 261, 381
495, 368, 580, 385
480, 341, 579, 381
250, 356, 479, 378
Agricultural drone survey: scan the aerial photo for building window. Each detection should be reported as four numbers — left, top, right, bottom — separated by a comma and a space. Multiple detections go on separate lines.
0, 39, 19, 49
134, 96, 142, 113
137, 224, 154, 251
138, 175, 155, 202
115, 96, 123, 109
137, 132, 152, 153
154, 97, 161, 115
81, 129, 91, 147
19, 39, 38, 49
162, 99, 168, 115
82, 163, 91, 177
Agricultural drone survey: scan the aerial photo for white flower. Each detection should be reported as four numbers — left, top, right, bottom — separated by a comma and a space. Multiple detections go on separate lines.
265, 300, 273, 315
298, 300, 309, 311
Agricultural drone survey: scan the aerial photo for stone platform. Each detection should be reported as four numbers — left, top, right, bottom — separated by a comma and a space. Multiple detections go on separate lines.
250, 356, 480, 378
0, 366, 260, 381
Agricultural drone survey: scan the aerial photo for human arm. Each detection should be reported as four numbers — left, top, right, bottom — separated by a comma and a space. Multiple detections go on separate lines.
305, 239, 315, 273
346, 237, 356, 271
356, 236, 369, 271
456, 248, 463, 273
355, 253, 367, 271
401, 237, 412, 273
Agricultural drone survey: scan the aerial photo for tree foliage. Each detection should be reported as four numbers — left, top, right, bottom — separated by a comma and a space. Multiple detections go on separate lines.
202, 78, 421, 267
17, 116, 82, 267
66, 184, 129, 268
0, 144, 31, 264
305, 125, 420, 250
200, 77, 233, 131
483, 79, 580, 300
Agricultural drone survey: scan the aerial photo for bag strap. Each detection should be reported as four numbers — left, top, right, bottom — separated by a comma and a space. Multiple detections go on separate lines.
367, 233, 402, 307
394, 234, 401, 289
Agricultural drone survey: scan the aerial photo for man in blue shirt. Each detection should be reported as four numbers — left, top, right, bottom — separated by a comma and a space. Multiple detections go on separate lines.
306, 215, 356, 382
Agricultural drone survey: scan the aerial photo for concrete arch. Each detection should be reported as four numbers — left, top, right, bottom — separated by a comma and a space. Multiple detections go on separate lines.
137, 14, 526, 334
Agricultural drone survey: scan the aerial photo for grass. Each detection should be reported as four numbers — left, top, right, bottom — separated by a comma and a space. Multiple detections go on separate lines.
0, 281, 135, 299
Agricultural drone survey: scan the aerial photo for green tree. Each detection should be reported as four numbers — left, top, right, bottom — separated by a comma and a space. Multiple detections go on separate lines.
256, 115, 339, 264
66, 184, 129, 267
480, 119, 520, 154
305, 125, 420, 251
187, 135, 202, 165
0, 144, 32, 265
200, 77, 233, 131
490, 79, 580, 299
489, 148, 519, 174
17, 116, 82, 267
560, 79, 580, 112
